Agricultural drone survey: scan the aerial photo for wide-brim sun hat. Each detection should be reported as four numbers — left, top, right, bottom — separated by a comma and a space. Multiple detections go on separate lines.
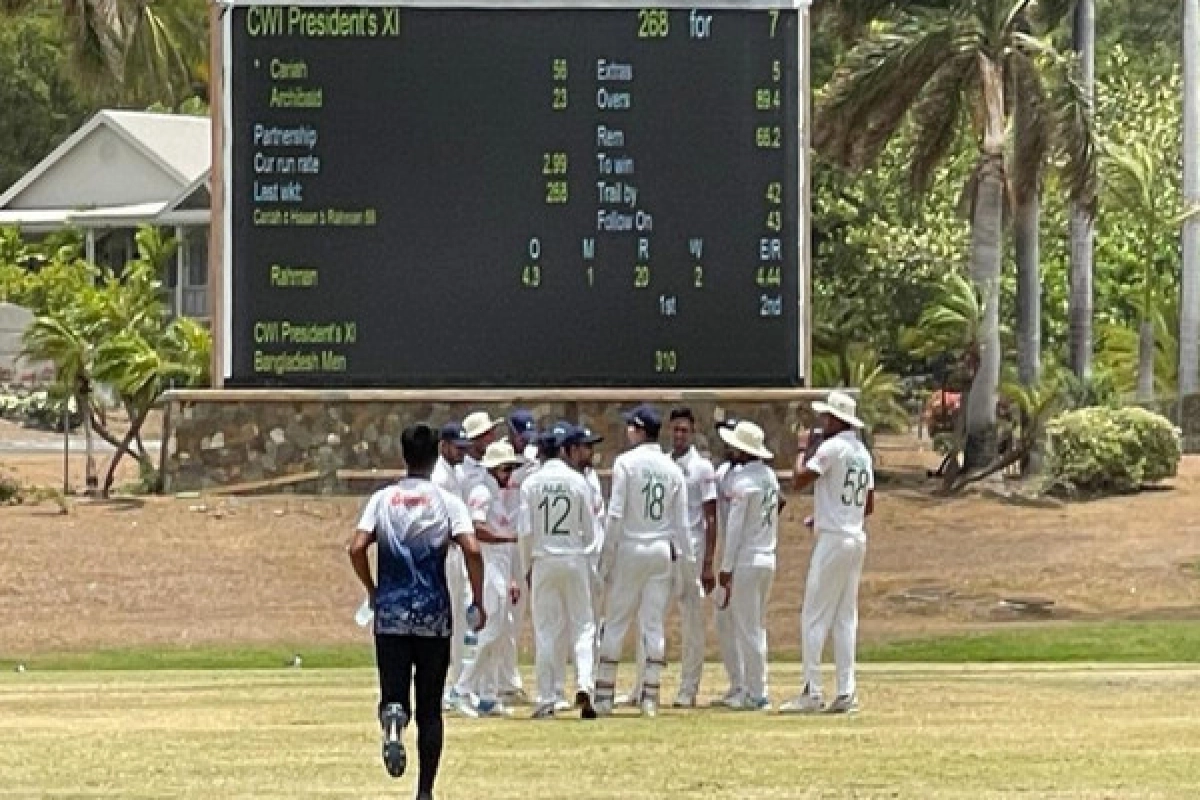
462, 411, 505, 440
812, 390, 865, 429
480, 439, 527, 469
718, 420, 774, 460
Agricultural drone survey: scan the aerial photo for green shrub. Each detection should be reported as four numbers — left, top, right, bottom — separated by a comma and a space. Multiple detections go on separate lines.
1045, 406, 1181, 495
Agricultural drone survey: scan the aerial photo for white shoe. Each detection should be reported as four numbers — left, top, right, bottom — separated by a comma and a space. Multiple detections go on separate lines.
823, 694, 859, 715
672, 691, 697, 708
779, 692, 824, 714
738, 695, 771, 711
531, 702, 556, 719
454, 694, 480, 719
477, 698, 512, 718
553, 693, 571, 712
640, 698, 658, 718
593, 698, 614, 717
614, 691, 640, 708
718, 689, 746, 709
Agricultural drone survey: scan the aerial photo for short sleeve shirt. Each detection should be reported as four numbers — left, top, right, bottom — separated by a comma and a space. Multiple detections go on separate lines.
358, 479, 472, 637
806, 431, 874, 541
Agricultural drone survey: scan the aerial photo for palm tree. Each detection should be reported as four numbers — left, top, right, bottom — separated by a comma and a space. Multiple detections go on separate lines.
1102, 141, 1196, 400
1182, 0, 1200, 397
2, 0, 205, 106
814, 0, 1095, 471
1068, 0, 1096, 381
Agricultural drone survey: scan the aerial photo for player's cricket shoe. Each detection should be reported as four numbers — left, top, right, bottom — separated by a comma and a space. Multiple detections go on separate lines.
593, 697, 614, 717
576, 690, 597, 720
672, 690, 697, 708
739, 696, 771, 711
640, 698, 658, 718
779, 691, 824, 714
554, 691, 571, 712
823, 694, 859, 715
379, 703, 407, 778
476, 698, 513, 718
718, 689, 746, 709
453, 694, 480, 719
531, 702, 556, 719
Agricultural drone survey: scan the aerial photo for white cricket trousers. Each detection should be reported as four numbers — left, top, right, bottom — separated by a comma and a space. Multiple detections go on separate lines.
445, 546, 469, 688
595, 539, 673, 705
675, 553, 708, 696
716, 602, 742, 694
532, 555, 596, 703
729, 562, 775, 701
455, 546, 515, 702
630, 557, 704, 699
802, 532, 867, 697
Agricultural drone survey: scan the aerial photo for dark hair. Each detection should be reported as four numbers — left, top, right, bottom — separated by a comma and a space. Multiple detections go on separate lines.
669, 407, 695, 425
401, 423, 439, 472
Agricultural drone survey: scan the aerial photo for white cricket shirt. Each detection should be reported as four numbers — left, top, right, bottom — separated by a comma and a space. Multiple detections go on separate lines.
674, 446, 718, 550
607, 443, 690, 558
518, 458, 599, 560
719, 461, 781, 572
432, 455, 463, 499
466, 470, 522, 581
806, 430, 874, 541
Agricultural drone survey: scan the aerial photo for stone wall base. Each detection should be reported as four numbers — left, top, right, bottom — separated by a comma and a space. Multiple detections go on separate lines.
163, 389, 828, 494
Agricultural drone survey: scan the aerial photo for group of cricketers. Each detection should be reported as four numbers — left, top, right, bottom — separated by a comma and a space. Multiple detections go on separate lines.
350, 391, 875, 796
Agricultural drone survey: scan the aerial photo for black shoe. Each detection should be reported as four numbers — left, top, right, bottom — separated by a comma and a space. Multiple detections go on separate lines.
577, 690, 598, 720
380, 703, 408, 778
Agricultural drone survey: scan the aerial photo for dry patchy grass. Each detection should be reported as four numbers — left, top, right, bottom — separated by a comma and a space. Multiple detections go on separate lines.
2, 664, 1199, 799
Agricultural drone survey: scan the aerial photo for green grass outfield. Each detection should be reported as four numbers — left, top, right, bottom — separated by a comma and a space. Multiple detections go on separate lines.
3, 663, 1199, 798
4, 621, 1199, 671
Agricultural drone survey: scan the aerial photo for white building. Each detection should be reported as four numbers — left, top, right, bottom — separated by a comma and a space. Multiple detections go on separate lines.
0, 110, 211, 321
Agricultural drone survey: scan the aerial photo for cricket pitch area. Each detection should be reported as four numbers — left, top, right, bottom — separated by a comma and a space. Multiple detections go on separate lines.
3, 663, 1198, 799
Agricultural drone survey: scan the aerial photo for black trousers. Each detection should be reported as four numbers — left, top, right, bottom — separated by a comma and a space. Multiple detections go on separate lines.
375, 634, 452, 794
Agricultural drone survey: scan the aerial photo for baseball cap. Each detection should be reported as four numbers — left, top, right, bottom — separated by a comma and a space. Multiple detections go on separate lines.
509, 409, 537, 436
440, 422, 470, 447
623, 404, 662, 436
565, 423, 604, 446
538, 420, 575, 450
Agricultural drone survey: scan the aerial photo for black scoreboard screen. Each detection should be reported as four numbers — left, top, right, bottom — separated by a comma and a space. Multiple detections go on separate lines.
223, 2, 802, 386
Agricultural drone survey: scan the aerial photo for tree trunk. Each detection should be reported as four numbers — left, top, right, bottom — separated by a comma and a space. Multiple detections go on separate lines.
1182, 0, 1200, 396
1015, 194, 1041, 387
81, 392, 97, 493
1068, 0, 1096, 381
963, 57, 1006, 472
1136, 318, 1156, 402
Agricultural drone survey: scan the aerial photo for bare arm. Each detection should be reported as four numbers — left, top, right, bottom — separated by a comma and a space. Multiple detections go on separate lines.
700, 499, 717, 594
348, 529, 376, 601
793, 468, 819, 491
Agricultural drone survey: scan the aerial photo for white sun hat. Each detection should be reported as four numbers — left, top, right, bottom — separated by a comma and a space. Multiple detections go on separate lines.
718, 420, 774, 460
461, 411, 505, 440
812, 390, 864, 429
480, 439, 527, 470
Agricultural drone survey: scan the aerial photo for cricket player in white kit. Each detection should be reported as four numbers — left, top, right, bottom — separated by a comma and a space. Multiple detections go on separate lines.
782, 391, 874, 715
594, 404, 690, 718
432, 421, 472, 708
667, 408, 718, 707
455, 439, 526, 717
519, 424, 601, 720
712, 418, 745, 706
716, 420, 780, 710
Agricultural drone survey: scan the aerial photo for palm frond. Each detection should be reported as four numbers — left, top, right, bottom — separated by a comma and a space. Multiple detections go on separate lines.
1016, 31, 1098, 213
1009, 52, 1051, 204
909, 54, 975, 195
815, 10, 981, 172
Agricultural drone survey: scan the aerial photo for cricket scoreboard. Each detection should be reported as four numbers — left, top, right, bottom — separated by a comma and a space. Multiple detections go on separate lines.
220, 1, 806, 387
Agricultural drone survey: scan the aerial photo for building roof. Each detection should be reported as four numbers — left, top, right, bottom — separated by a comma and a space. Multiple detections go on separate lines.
0, 110, 211, 210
